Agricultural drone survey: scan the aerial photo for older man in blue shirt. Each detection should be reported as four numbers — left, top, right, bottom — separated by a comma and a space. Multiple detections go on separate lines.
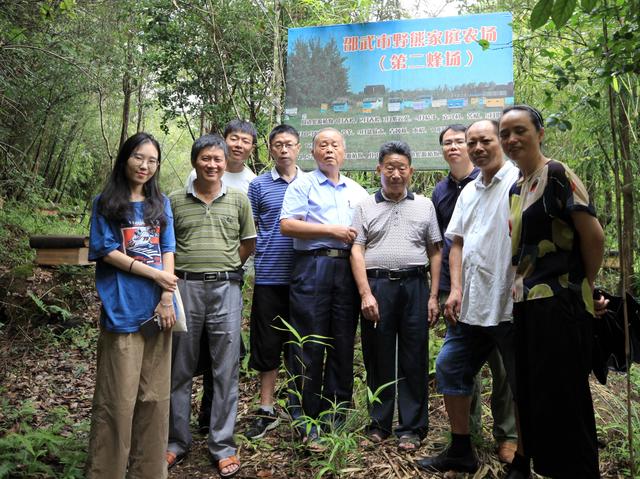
280, 128, 368, 448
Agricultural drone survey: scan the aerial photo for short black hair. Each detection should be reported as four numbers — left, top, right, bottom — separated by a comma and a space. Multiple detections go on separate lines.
467, 119, 499, 136
269, 124, 299, 145
439, 124, 467, 145
223, 119, 258, 144
191, 134, 228, 166
378, 140, 412, 164
502, 104, 544, 131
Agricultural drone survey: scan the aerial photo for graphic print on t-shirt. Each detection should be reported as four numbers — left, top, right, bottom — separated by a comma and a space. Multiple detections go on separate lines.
121, 223, 161, 266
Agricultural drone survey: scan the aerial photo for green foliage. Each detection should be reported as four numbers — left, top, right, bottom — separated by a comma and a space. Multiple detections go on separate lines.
276, 319, 370, 477
0, 402, 88, 478
551, 0, 577, 28
28, 292, 72, 323
57, 323, 99, 351
0, 199, 88, 267
594, 374, 640, 477
530, 0, 554, 30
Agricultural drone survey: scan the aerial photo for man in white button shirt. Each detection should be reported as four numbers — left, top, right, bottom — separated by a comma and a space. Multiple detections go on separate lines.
416, 120, 521, 475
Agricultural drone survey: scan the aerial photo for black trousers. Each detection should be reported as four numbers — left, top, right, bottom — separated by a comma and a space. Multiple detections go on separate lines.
513, 290, 599, 479
287, 254, 359, 428
361, 274, 429, 439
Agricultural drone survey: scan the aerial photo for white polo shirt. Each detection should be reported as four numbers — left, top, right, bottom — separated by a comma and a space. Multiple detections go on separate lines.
445, 160, 519, 327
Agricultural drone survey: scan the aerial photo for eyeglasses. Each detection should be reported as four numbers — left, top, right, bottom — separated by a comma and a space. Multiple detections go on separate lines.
130, 154, 159, 168
271, 142, 299, 150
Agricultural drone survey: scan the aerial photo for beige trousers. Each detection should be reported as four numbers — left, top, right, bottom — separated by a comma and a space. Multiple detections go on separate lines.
86, 328, 171, 479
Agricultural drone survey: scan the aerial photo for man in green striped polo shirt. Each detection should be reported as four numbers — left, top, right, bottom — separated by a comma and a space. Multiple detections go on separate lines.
166, 133, 256, 477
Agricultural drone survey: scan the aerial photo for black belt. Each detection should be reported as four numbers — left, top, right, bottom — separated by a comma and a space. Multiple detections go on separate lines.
295, 248, 350, 259
175, 270, 243, 282
367, 266, 427, 280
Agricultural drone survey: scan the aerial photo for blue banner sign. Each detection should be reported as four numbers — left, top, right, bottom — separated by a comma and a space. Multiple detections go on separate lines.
285, 12, 513, 170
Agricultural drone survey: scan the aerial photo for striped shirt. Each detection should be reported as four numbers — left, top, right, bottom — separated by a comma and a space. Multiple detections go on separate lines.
169, 180, 256, 272
352, 189, 442, 269
248, 167, 303, 285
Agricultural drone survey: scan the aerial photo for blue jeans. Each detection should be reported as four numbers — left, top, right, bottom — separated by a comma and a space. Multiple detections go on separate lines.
436, 321, 516, 397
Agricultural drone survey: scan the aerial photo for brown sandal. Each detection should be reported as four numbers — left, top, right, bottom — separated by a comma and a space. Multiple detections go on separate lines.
217, 455, 240, 478
398, 433, 421, 451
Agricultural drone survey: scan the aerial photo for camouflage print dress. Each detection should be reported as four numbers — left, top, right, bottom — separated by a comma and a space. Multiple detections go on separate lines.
508, 158, 600, 478
509, 159, 596, 315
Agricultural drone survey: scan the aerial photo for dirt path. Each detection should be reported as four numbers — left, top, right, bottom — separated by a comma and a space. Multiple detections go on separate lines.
0, 267, 632, 478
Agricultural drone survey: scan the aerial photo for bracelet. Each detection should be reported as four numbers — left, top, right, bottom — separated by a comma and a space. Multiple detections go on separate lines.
128, 259, 136, 273
161, 303, 172, 307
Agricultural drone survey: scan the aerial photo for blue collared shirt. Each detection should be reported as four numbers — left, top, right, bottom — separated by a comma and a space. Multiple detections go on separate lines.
280, 169, 368, 251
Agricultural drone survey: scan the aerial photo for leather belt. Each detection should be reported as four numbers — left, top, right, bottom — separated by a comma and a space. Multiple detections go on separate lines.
175, 270, 243, 282
366, 266, 427, 280
295, 248, 350, 259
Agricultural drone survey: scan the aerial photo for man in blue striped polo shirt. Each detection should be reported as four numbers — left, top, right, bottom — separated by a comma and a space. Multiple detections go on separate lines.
244, 125, 304, 439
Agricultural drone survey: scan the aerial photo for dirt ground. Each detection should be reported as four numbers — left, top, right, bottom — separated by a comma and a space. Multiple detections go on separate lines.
0, 266, 634, 478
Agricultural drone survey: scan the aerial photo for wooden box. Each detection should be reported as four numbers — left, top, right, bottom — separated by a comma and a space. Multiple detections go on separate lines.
29, 236, 91, 266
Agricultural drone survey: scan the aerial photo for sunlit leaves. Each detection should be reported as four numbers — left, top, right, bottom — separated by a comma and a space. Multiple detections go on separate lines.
552, 0, 577, 28
477, 39, 490, 50
530, 0, 554, 30
546, 113, 573, 131
612, 75, 620, 93
530, 0, 583, 29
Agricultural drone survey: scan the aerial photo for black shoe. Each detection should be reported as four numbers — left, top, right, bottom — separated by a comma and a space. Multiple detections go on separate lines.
415, 448, 479, 473
244, 409, 280, 439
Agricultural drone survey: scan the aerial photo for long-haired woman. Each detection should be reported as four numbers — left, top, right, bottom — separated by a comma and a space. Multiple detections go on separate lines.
499, 105, 606, 479
86, 132, 178, 479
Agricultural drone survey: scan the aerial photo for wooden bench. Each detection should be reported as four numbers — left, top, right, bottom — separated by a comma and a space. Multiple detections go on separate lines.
29, 235, 91, 266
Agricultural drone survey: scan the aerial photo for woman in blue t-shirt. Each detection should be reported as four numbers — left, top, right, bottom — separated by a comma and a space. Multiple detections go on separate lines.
86, 132, 178, 479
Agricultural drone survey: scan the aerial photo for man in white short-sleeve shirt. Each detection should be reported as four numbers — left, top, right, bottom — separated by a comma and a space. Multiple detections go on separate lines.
416, 120, 521, 475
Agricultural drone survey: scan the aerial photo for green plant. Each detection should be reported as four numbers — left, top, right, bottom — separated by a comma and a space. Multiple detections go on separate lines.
429, 321, 447, 376
58, 323, 98, 351
0, 403, 88, 478
28, 292, 72, 322
274, 318, 367, 476
593, 374, 640, 477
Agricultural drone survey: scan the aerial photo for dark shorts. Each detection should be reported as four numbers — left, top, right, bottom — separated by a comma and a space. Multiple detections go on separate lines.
435, 320, 516, 396
248, 284, 290, 372
513, 290, 599, 478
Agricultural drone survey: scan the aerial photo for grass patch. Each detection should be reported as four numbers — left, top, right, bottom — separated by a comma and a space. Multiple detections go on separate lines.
0, 199, 89, 268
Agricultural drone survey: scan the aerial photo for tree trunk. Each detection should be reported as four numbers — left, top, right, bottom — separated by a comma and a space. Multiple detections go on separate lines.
136, 80, 144, 132
271, 0, 283, 126
119, 68, 132, 149
40, 135, 58, 180
46, 119, 81, 201
618, 93, 635, 293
